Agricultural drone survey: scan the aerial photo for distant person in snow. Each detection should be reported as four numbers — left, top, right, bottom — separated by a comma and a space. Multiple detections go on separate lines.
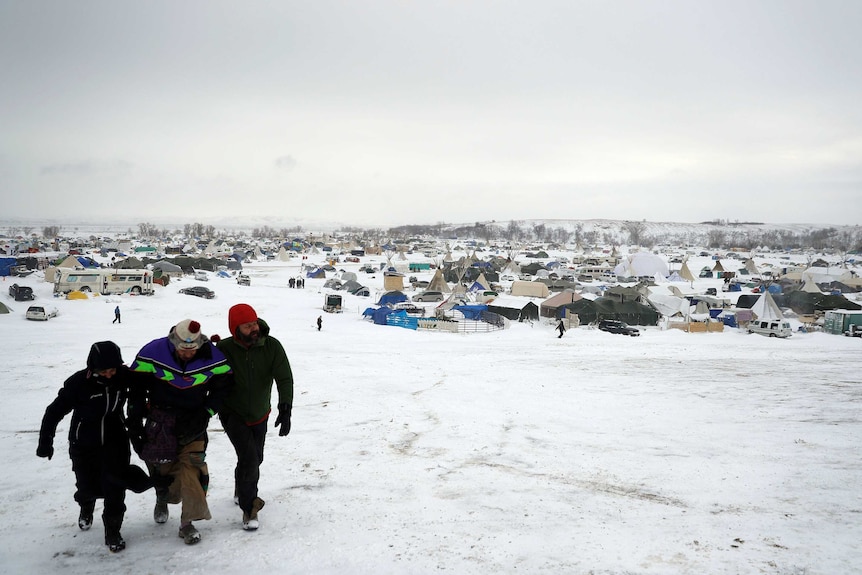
317, 315, 322, 331
557, 319, 566, 338
36, 341, 153, 553
113, 306, 121, 324
127, 319, 232, 545
215, 304, 294, 531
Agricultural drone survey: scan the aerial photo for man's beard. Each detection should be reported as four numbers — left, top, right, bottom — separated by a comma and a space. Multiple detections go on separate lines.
238, 329, 260, 346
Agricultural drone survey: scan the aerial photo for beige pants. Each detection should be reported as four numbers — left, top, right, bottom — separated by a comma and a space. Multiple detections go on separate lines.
149, 438, 211, 523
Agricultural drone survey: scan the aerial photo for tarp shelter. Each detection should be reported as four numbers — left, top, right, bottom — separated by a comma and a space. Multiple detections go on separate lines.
647, 293, 690, 318
306, 268, 325, 279
113, 257, 146, 269
786, 291, 861, 315
0, 258, 17, 276
152, 260, 183, 277
487, 301, 539, 322
452, 305, 488, 320
377, 291, 408, 306
0, 301, 10, 313
510, 280, 549, 298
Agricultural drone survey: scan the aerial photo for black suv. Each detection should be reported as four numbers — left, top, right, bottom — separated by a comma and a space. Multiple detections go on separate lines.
9, 283, 35, 301
598, 319, 640, 336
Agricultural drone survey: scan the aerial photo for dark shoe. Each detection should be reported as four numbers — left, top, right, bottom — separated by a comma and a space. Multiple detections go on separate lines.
78, 502, 95, 531
154, 501, 169, 524
178, 523, 201, 545
103, 515, 126, 553
242, 497, 265, 531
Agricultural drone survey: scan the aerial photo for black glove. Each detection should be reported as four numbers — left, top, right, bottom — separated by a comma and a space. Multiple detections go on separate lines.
127, 419, 146, 455
274, 403, 292, 436
36, 441, 54, 460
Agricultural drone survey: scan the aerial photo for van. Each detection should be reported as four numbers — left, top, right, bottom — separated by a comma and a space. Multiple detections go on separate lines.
194, 270, 210, 281
747, 320, 792, 338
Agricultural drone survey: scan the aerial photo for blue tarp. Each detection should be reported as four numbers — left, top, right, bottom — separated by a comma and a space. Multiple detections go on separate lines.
0, 257, 16, 276
453, 304, 488, 320
306, 268, 325, 278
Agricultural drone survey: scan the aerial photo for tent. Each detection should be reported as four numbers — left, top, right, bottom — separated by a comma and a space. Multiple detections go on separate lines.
553, 297, 660, 325
613, 253, 669, 278
510, 280, 549, 298
306, 268, 325, 279
539, 289, 582, 318
426, 269, 451, 293
487, 301, 539, 322
377, 291, 408, 306
750, 291, 784, 321
0, 301, 10, 314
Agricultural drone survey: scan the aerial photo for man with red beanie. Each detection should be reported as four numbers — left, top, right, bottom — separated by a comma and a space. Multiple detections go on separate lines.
216, 303, 294, 531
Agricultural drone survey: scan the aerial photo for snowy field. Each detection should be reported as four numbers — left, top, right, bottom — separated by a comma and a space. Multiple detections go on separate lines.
1, 252, 861, 575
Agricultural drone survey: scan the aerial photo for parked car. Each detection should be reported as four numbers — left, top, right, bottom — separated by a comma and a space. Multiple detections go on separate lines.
9, 283, 35, 301
26, 305, 58, 321
236, 274, 251, 286
179, 286, 216, 299
412, 290, 444, 303
598, 319, 641, 336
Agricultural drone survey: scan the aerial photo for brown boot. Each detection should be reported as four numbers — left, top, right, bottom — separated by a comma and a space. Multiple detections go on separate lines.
242, 497, 265, 531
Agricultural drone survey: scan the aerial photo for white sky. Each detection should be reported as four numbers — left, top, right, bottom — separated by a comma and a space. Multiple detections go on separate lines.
2, 1, 861, 227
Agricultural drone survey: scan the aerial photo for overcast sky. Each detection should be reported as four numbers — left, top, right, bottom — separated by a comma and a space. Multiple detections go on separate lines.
2, 1, 860, 228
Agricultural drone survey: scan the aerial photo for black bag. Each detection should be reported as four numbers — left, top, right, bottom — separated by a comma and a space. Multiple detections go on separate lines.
141, 408, 178, 463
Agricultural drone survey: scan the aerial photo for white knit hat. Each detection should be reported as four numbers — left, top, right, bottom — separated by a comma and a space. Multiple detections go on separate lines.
171, 319, 204, 350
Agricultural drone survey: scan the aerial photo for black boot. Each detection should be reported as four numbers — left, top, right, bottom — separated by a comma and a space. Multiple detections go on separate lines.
78, 501, 95, 531
103, 515, 126, 552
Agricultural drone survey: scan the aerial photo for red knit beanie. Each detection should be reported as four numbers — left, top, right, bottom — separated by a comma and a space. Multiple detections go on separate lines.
229, 303, 258, 336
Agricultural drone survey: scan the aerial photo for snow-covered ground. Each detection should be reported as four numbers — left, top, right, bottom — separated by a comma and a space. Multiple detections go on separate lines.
1, 251, 861, 575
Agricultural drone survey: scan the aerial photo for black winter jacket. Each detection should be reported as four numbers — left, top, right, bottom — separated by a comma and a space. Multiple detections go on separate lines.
39, 367, 132, 456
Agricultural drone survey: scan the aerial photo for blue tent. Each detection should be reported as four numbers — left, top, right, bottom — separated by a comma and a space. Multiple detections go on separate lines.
377, 291, 407, 306
453, 304, 488, 320
306, 268, 325, 278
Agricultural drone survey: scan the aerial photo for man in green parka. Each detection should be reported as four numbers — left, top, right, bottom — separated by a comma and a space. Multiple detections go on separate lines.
216, 303, 294, 531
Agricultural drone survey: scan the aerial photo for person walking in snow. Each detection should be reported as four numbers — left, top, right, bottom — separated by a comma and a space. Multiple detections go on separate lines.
215, 304, 294, 531
317, 315, 322, 331
127, 319, 232, 545
557, 319, 566, 338
36, 341, 153, 553
113, 306, 121, 324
